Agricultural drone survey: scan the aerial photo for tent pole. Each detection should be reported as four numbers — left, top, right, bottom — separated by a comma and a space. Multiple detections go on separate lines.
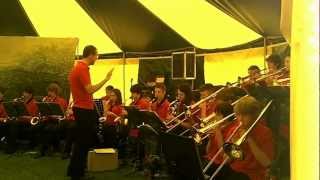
263, 37, 268, 69
122, 52, 126, 104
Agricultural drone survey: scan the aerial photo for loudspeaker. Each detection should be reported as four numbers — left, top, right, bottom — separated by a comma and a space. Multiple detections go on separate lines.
172, 52, 196, 79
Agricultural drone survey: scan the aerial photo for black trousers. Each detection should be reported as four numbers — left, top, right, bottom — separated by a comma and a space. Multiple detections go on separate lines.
67, 107, 96, 178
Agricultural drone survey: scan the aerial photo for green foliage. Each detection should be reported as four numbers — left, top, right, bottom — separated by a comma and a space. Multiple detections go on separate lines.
0, 43, 75, 101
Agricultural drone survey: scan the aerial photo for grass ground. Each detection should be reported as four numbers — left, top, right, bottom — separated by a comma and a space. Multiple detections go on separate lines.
0, 151, 145, 180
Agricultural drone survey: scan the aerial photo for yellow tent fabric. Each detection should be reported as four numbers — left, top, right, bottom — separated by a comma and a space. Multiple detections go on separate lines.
204, 46, 271, 85
139, 0, 261, 49
90, 58, 139, 105
19, 0, 121, 54
291, 0, 319, 179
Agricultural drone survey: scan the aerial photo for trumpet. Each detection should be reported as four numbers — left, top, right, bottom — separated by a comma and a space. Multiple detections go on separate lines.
207, 100, 273, 180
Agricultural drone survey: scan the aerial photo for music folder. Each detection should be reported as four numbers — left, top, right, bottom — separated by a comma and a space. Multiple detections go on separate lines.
3, 101, 28, 117
139, 110, 166, 133
36, 102, 64, 116
124, 106, 144, 127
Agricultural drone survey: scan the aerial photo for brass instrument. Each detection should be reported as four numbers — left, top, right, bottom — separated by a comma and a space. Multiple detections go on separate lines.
207, 100, 273, 180
165, 87, 225, 133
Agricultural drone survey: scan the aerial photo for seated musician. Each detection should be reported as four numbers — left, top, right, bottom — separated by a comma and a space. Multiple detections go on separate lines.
43, 83, 68, 112
102, 88, 124, 148
277, 55, 290, 85
0, 90, 7, 121
206, 101, 237, 179
0, 90, 7, 141
169, 84, 196, 130
151, 83, 170, 122
6, 87, 39, 154
265, 54, 284, 86
216, 96, 274, 180
101, 85, 114, 101
130, 84, 151, 110
37, 83, 68, 157
199, 83, 216, 119
241, 66, 267, 89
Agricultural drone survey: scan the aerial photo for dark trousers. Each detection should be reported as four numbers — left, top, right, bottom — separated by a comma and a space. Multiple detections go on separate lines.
6, 120, 38, 153
59, 120, 76, 154
67, 108, 96, 178
38, 121, 60, 155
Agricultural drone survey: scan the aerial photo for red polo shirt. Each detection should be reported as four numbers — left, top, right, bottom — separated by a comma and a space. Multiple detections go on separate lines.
228, 122, 274, 180
105, 105, 123, 126
206, 121, 240, 164
0, 102, 7, 118
43, 96, 68, 111
131, 98, 150, 110
69, 61, 94, 110
151, 98, 170, 122
25, 98, 39, 117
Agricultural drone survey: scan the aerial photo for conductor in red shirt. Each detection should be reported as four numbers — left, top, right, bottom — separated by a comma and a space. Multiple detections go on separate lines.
67, 45, 113, 180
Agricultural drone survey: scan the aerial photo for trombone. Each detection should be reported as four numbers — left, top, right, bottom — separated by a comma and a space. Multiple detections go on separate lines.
165, 87, 225, 133
206, 100, 273, 180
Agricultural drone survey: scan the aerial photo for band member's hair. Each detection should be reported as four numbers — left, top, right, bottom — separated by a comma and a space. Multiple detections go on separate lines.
199, 83, 215, 93
177, 84, 192, 105
234, 96, 261, 120
47, 83, 61, 95
111, 88, 122, 105
105, 85, 114, 91
215, 101, 233, 120
216, 87, 246, 103
266, 54, 283, 69
23, 86, 34, 95
154, 83, 166, 92
83, 45, 97, 58
130, 84, 143, 94
248, 65, 261, 71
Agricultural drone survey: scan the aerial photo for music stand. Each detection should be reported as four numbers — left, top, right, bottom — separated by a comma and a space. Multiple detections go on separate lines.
36, 102, 64, 117
3, 101, 28, 118
139, 110, 166, 133
124, 106, 144, 128
160, 132, 205, 180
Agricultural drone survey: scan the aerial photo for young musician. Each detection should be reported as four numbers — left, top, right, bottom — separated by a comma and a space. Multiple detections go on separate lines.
102, 88, 124, 148
5, 87, 39, 154
0, 90, 7, 141
223, 96, 274, 180
0, 90, 7, 120
43, 83, 68, 111
199, 83, 216, 119
101, 85, 114, 101
68, 45, 113, 180
170, 84, 196, 130
265, 54, 283, 86
130, 84, 151, 110
36, 83, 68, 158
151, 83, 170, 122
205, 102, 240, 179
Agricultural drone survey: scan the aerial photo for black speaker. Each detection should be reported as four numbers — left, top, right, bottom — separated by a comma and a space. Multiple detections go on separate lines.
172, 52, 196, 79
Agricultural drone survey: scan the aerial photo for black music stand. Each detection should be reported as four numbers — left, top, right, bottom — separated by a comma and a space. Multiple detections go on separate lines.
3, 101, 28, 118
124, 106, 144, 128
160, 132, 205, 180
139, 110, 166, 133
36, 102, 64, 117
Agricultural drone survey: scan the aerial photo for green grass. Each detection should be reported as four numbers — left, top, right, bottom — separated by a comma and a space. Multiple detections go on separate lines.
0, 152, 145, 180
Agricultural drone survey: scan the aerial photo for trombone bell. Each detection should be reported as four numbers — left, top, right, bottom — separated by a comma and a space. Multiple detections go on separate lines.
223, 142, 244, 160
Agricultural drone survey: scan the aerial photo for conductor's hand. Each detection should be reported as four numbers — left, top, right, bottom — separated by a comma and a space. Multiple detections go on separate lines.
105, 68, 114, 81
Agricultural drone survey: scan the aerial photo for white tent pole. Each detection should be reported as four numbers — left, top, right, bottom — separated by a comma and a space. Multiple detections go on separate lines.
263, 37, 267, 69
122, 52, 126, 103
